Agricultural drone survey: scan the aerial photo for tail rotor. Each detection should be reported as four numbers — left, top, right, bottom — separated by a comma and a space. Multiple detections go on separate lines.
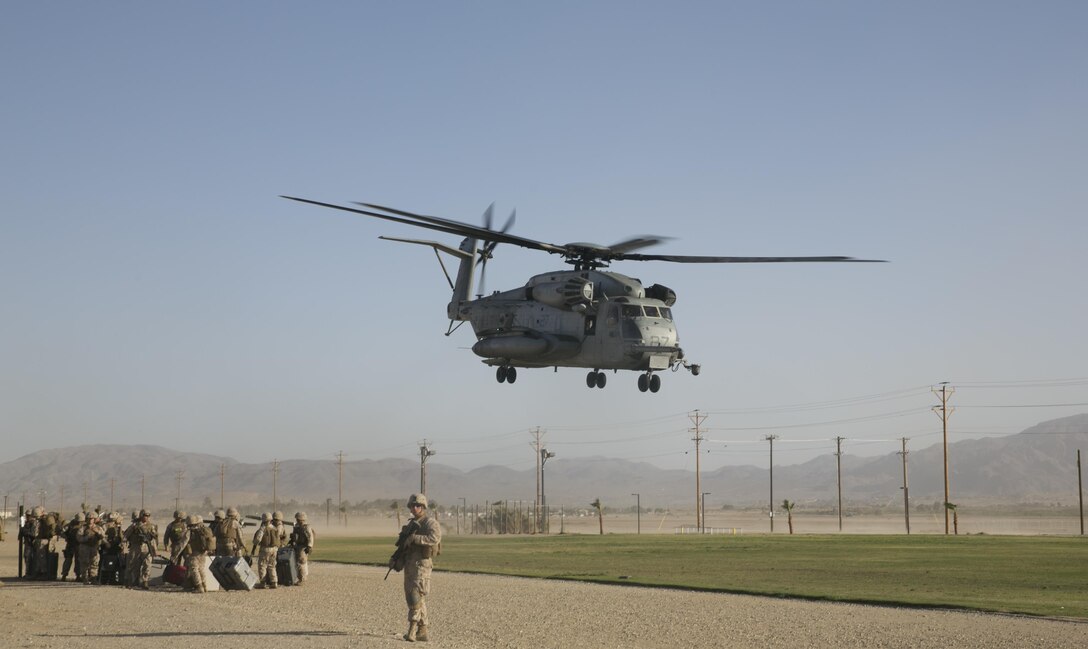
477, 204, 516, 297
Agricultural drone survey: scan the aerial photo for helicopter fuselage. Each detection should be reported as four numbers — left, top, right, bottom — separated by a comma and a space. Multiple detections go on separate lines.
457, 269, 685, 373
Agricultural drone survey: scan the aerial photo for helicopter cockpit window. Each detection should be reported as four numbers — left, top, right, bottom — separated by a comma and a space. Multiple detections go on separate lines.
660, 307, 673, 320
643, 306, 660, 318
621, 305, 642, 319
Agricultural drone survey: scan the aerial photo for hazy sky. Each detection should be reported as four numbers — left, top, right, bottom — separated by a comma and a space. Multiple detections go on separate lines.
3, 2, 1086, 475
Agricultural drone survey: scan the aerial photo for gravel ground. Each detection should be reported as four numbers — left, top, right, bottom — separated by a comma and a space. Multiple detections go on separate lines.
2, 543, 1086, 648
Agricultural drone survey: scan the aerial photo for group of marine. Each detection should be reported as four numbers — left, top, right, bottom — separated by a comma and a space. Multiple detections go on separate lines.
18, 505, 315, 593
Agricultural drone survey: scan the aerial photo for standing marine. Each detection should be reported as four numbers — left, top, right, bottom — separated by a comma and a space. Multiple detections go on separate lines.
76, 511, 105, 584
175, 514, 215, 593
34, 507, 59, 580
60, 512, 84, 581
123, 509, 158, 589
250, 512, 280, 588
214, 507, 247, 557
162, 510, 188, 563
390, 493, 441, 642
19, 506, 40, 578
289, 512, 315, 584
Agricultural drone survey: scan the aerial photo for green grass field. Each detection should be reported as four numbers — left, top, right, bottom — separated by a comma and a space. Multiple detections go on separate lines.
316, 534, 1088, 618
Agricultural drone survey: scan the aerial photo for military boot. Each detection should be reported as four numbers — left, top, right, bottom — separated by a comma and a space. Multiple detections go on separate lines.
415, 624, 428, 642
403, 621, 418, 642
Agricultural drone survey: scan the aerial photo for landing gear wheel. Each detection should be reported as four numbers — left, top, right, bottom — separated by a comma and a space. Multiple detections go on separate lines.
595, 372, 607, 389
637, 374, 649, 392
586, 371, 597, 388
506, 366, 517, 384
497, 366, 508, 383
649, 374, 661, 393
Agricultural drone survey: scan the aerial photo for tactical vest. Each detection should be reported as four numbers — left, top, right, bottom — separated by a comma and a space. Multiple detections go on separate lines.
189, 526, 213, 554
290, 524, 312, 547
38, 514, 57, 539
257, 524, 279, 548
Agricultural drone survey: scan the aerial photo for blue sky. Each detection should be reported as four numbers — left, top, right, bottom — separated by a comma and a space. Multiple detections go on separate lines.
3, 2, 1086, 475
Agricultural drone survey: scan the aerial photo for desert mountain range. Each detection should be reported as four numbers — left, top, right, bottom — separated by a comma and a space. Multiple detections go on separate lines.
2, 414, 1085, 512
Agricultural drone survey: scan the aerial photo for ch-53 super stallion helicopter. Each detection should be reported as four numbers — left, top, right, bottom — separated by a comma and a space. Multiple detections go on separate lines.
283, 196, 882, 393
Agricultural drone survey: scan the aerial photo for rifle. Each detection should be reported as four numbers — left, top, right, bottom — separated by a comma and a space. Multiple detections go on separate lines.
384, 520, 419, 581
142, 528, 158, 558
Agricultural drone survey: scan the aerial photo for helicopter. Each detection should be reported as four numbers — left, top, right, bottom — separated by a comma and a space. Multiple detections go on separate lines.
283, 196, 883, 393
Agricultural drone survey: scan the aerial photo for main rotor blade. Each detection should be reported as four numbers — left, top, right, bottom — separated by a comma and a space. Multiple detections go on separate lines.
358, 202, 567, 254
614, 253, 888, 263
281, 196, 477, 240
605, 236, 669, 255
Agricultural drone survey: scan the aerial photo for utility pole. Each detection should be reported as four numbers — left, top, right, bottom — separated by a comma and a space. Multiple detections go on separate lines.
834, 436, 845, 532
898, 437, 911, 534
702, 492, 711, 533
82, 482, 88, 510
932, 382, 955, 535
337, 451, 344, 526
541, 448, 555, 533
765, 434, 779, 533
109, 478, 115, 511
690, 410, 707, 532
140, 474, 145, 510
1078, 449, 1084, 536
419, 441, 436, 495
632, 493, 641, 534
530, 428, 545, 532
272, 460, 280, 511
59, 485, 66, 518
174, 471, 184, 511
219, 464, 226, 509
459, 497, 467, 536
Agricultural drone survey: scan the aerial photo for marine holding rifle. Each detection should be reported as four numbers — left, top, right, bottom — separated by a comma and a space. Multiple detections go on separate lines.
389, 493, 441, 643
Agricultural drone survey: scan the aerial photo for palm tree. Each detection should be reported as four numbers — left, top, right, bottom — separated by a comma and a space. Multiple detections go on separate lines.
590, 498, 604, 535
945, 502, 959, 535
781, 500, 796, 534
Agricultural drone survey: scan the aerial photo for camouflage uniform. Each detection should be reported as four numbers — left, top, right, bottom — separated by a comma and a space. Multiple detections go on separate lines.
396, 493, 442, 642
101, 513, 127, 583
162, 511, 188, 563
272, 510, 289, 547
215, 507, 246, 557
61, 513, 83, 580
20, 508, 40, 578
76, 513, 105, 584
178, 515, 215, 593
34, 508, 58, 579
123, 510, 157, 589
250, 513, 280, 588
209, 510, 225, 541
290, 512, 315, 583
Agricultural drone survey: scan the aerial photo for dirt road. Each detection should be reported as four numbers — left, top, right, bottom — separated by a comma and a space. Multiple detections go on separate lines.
2, 541, 1085, 648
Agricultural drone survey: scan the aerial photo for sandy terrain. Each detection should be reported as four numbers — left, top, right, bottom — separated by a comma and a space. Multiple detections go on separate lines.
2, 538, 1086, 648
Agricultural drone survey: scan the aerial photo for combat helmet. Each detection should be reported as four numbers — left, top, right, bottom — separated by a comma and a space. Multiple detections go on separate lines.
174, 510, 187, 520
407, 493, 428, 509
295, 511, 307, 522
226, 507, 239, 519
75, 512, 86, 522
187, 514, 200, 525
214, 509, 225, 520
261, 512, 272, 523
273, 511, 284, 522
139, 509, 151, 518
